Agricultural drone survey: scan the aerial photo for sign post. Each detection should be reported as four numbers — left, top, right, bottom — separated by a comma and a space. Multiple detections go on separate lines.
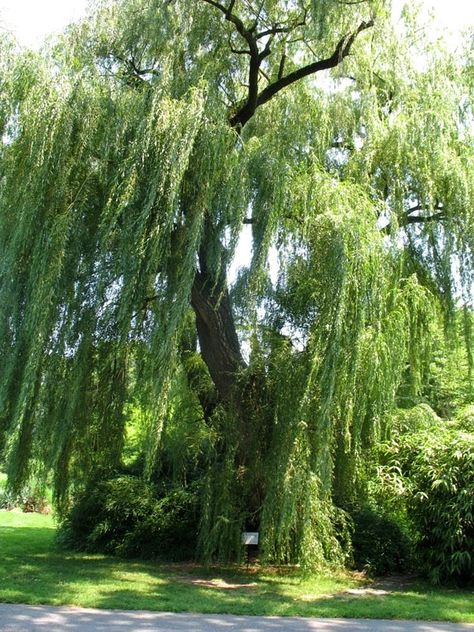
242, 531, 259, 566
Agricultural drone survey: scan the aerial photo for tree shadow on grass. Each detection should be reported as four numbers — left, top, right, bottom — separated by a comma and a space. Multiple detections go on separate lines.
1, 522, 472, 624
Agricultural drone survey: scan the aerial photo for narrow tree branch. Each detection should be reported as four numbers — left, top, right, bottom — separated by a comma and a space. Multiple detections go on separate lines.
406, 204, 423, 215
255, 9, 308, 39
383, 207, 447, 234
259, 67, 271, 83
259, 34, 274, 60
230, 46, 252, 55
406, 203, 443, 215
201, 0, 254, 48
278, 53, 286, 79
405, 212, 446, 225
114, 55, 159, 81
337, 0, 368, 4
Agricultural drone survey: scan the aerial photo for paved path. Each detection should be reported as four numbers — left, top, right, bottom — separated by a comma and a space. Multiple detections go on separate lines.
0, 605, 473, 632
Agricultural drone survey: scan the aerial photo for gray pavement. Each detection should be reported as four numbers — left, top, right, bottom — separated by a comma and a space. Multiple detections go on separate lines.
0, 605, 473, 632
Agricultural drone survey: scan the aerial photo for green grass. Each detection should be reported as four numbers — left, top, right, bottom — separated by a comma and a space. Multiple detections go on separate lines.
0, 510, 472, 622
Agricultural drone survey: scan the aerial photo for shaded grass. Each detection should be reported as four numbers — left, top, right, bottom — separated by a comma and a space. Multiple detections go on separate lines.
0, 510, 472, 622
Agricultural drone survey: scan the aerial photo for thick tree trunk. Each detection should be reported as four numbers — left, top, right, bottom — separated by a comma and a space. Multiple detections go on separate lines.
191, 269, 245, 402
189, 219, 271, 543
187, 211, 246, 403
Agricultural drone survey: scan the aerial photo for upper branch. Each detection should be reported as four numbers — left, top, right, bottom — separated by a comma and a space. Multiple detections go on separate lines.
405, 212, 446, 225
201, 0, 254, 47
259, 19, 373, 102
201, 1, 374, 130
255, 11, 308, 39
383, 204, 447, 234
230, 18, 374, 128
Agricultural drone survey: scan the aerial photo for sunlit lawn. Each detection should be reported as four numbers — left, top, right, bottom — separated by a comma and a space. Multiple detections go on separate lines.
0, 510, 472, 622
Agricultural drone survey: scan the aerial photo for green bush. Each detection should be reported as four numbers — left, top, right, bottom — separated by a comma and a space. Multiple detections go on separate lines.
118, 488, 199, 560
58, 475, 199, 560
350, 507, 413, 576
383, 425, 474, 585
58, 476, 157, 553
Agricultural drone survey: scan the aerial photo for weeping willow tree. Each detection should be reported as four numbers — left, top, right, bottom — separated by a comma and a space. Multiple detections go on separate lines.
1, 0, 474, 566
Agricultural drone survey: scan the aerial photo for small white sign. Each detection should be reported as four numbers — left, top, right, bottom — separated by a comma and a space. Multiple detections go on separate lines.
242, 531, 259, 545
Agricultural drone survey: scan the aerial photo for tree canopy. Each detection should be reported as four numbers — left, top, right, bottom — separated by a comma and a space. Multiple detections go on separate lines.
0, 0, 473, 567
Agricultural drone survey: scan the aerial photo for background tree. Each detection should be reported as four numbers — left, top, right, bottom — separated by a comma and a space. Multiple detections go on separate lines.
0, 0, 473, 566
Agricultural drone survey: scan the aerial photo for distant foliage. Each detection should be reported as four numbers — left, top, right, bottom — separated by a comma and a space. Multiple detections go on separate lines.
0, 479, 49, 513
423, 313, 474, 418
456, 405, 474, 432
58, 475, 199, 560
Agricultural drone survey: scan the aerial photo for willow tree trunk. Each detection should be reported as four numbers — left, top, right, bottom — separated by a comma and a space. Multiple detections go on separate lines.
190, 218, 270, 530
191, 269, 244, 403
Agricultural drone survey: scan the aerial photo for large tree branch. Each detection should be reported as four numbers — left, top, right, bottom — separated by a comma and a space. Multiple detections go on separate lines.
230, 19, 374, 128
258, 20, 373, 103
202, 0, 262, 127
202, 1, 373, 129
383, 204, 447, 234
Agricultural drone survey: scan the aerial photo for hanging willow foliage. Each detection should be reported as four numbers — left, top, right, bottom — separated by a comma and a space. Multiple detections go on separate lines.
0, 0, 473, 567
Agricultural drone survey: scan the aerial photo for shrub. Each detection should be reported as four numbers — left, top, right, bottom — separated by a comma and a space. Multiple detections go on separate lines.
118, 488, 199, 560
58, 475, 158, 553
350, 507, 413, 576
58, 475, 199, 560
383, 425, 474, 585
